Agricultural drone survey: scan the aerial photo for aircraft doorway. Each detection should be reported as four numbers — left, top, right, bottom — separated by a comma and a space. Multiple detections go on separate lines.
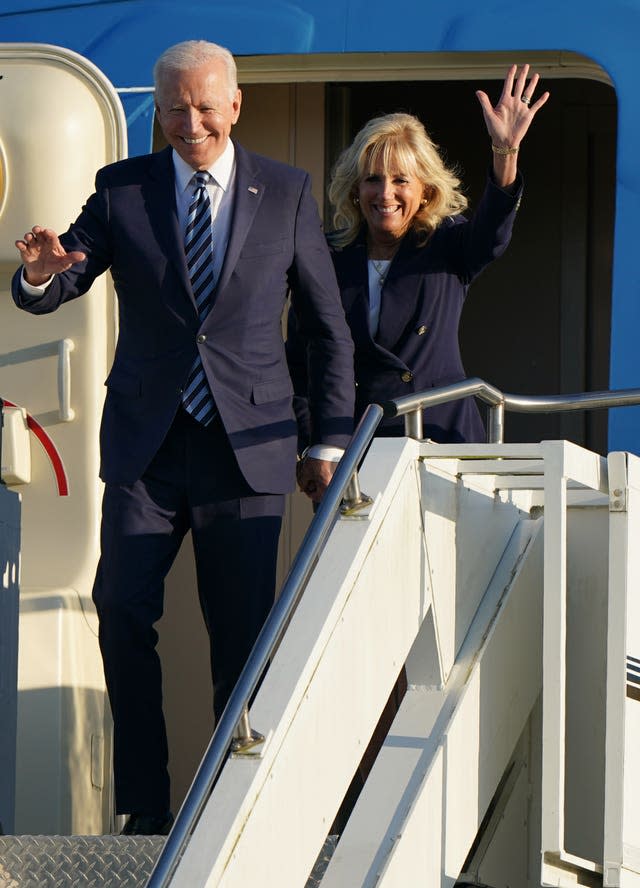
155, 59, 617, 816
157, 59, 617, 451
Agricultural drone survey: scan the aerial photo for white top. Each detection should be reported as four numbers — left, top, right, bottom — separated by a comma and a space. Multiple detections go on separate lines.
367, 259, 390, 336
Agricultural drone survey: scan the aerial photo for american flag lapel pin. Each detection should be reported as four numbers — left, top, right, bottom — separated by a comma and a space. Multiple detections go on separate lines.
248, 186, 259, 194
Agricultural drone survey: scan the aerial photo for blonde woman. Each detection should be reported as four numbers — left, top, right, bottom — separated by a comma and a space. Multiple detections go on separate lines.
289, 64, 548, 477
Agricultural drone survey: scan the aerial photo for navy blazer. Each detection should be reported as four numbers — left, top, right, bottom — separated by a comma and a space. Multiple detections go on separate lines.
288, 175, 522, 445
12, 143, 355, 490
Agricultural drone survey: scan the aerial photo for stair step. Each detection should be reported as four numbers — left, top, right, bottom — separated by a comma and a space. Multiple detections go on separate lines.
0, 835, 165, 887
0, 833, 338, 887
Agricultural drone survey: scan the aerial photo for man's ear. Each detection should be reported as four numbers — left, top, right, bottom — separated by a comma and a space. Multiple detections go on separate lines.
231, 89, 242, 125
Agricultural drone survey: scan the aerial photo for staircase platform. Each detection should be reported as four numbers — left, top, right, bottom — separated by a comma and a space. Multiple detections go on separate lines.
0, 834, 337, 887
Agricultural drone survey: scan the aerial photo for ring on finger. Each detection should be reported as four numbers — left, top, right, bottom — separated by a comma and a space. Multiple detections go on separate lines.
521, 94, 531, 105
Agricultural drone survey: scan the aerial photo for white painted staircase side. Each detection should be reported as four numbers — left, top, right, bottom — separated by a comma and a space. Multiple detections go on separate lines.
170, 439, 577, 888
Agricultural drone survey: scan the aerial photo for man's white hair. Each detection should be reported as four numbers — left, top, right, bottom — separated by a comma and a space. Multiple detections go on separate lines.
154, 40, 238, 102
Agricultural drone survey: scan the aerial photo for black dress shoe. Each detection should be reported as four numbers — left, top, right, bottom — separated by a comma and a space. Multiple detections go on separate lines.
120, 812, 174, 835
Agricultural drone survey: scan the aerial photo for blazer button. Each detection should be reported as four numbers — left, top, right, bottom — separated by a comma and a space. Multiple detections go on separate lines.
401, 370, 413, 383
416, 325, 428, 335
197, 334, 207, 344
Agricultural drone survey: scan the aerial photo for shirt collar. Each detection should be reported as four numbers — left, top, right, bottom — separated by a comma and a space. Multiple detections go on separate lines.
172, 139, 236, 194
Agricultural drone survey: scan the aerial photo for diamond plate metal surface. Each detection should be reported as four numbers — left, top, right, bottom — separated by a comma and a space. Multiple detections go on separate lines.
0, 832, 337, 887
0, 835, 165, 887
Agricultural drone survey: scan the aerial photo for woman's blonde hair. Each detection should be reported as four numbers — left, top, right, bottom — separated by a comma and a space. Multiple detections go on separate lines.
328, 112, 468, 248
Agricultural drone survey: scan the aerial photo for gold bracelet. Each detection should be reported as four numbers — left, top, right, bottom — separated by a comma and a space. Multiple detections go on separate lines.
492, 144, 519, 156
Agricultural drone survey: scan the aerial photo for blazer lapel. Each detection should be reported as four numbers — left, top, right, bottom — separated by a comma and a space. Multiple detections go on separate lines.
333, 237, 374, 347
336, 233, 416, 356
375, 232, 421, 351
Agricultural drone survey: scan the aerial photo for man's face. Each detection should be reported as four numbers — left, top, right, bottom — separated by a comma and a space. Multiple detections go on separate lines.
155, 59, 242, 170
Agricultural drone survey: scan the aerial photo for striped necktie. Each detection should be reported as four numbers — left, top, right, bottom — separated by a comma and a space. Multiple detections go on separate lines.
181, 170, 217, 425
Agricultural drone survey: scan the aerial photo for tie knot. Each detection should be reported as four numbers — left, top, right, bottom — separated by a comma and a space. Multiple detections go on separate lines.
193, 171, 211, 191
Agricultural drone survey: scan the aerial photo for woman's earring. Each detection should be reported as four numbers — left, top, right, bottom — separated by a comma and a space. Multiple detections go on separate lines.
352, 196, 360, 205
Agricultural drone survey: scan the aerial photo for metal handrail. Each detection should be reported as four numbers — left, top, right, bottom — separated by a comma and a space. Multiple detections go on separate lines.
385, 376, 640, 443
146, 402, 384, 888
0, 339, 76, 423
146, 378, 640, 887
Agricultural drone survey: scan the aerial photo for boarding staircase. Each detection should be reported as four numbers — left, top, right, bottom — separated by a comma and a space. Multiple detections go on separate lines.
2, 383, 640, 887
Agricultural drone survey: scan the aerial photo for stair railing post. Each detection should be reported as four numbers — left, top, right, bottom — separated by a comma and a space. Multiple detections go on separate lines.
230, 705, 264, 754
488, 401, 505, 444
340, 470, 373, 516
404, 407, 423, 440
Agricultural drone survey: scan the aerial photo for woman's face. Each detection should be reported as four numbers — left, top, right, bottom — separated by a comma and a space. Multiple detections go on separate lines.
357, 161, 424, 245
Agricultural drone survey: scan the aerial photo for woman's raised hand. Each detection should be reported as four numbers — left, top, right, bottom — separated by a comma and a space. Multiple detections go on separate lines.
476, 64, 549, 151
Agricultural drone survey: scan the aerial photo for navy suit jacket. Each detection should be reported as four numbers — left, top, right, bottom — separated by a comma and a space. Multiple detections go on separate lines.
288, 175, 522, 444
12, 142, 355, 491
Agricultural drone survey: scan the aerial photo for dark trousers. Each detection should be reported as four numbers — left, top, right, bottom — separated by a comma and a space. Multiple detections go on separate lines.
92, 409, 284, 815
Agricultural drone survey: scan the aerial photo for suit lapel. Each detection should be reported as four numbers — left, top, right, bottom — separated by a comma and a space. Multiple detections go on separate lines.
142, 147, 193, 302
215, 142, 263, 297
142, 144, 264, 317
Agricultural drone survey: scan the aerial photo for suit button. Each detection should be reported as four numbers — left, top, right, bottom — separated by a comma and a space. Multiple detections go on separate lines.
197, 334, 207, 344
416, 325, 428, 335
401, 371, 413, 383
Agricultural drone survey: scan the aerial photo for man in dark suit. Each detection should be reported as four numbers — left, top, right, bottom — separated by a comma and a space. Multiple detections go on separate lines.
13, 40, 354, 835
